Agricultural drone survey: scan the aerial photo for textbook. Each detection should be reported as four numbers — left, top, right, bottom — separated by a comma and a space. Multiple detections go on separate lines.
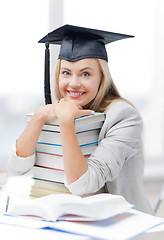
35, 152, 90, 171
36, 143, 97, 156
27, 112, 106, 132
37, 128, 100, 146
30, 178, 71, 198
33, 166, 65, 183
50, 209, 164, 240
33, 178, 68, 190
8, 193, 133, 222
30, 185, 71, 198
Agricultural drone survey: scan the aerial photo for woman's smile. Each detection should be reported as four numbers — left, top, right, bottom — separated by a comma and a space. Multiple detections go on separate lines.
67, 90, 86, 98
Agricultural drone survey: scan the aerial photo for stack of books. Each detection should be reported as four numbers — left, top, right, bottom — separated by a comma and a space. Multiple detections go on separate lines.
27, 112, 106, 198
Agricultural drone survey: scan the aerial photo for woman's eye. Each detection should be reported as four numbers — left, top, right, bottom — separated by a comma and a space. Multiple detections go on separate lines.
82, 72, 90, 77
62, 71, 70, 76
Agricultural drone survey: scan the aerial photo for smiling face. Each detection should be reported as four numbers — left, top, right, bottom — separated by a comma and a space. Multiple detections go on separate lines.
58, 58, 102, 107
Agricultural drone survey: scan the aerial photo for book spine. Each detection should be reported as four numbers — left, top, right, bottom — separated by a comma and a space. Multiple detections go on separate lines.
32, 177, 64, 185
35, 152, 90, 171
33, 166, 65, 184
30, 113, 106, 196
35, 147, 93, 156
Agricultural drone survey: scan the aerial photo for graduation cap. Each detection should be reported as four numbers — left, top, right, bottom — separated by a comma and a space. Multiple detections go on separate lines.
38, 24, 134, 104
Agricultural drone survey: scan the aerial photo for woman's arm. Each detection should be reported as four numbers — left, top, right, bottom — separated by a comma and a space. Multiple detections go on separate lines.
54, 99, 94, 184
64, 101, 143, 195
60, 120, 88, 184
16, 103, 58, 157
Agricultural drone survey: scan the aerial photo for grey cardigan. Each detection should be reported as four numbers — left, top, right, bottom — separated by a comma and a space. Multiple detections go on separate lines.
65, 100, 153, 214
8, 100, 153, 214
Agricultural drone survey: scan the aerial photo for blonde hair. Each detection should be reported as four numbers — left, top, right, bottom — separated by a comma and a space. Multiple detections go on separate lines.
55, 58, 124, 112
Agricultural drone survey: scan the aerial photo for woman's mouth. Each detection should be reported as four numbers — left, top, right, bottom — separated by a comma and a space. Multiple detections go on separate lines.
67, 90, 86, 98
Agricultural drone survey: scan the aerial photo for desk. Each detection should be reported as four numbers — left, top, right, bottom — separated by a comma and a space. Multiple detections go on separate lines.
0, 172, 164, 240
135, 224, 164, 240
0, 223, 90, 240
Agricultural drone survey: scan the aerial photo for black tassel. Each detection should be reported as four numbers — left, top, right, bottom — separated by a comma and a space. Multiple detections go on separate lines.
44, 42, 52, 104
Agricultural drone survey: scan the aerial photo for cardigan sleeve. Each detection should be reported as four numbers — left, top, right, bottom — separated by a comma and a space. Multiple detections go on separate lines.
8, 141, 35, 174
65, 101, 143, 195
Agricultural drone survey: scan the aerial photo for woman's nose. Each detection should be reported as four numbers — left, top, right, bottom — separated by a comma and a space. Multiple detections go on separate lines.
69, 76, 81, 88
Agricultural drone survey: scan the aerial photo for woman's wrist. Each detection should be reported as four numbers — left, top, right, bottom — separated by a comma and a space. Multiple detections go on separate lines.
59, 116, 75, 128
33, 106, 53, 125
33, 109, 47, 125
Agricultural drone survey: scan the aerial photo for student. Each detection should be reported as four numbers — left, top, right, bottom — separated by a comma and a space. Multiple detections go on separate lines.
8, 25, 153, 214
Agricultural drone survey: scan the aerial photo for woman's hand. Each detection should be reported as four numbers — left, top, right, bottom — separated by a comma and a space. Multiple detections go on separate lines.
33, 103, 57, 124
54, 98, 94, 124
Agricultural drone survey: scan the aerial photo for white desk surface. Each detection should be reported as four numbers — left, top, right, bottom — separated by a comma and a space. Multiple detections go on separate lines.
0, 171, 164, 240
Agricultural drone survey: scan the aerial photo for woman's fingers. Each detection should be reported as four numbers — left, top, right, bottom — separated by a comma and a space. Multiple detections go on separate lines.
54, 98, 95, 120
80, 109, 95, 116
59, 98, 66, 103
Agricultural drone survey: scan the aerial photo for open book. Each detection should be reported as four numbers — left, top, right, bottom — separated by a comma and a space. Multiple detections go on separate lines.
8, 193, 133, 222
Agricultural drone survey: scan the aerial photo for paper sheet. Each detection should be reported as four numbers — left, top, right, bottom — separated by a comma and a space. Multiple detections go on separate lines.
48, 209, 164, 240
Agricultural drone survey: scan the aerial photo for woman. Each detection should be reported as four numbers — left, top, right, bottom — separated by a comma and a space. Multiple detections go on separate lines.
8, 25, 153, 214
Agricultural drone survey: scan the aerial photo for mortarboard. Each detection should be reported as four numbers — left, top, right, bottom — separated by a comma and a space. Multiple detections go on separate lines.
38, 24, 134, 104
